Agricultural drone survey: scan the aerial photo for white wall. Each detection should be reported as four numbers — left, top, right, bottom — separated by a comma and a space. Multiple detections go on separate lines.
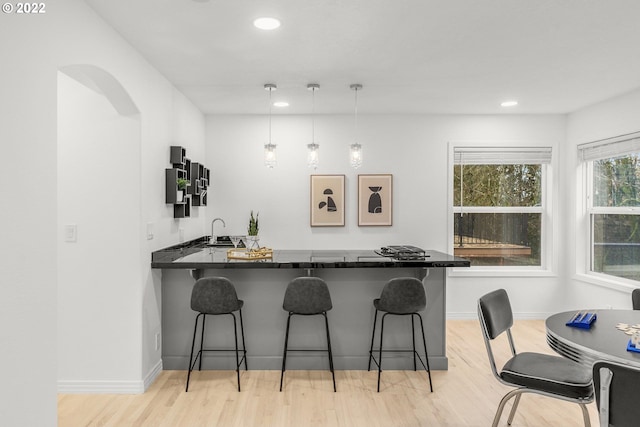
1, 1, 205, 423
206, 114, 568, 318
53, 1, 207, 395
564, 88, 640, 309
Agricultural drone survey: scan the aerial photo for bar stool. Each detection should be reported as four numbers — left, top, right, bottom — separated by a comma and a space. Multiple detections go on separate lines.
185, 277, 247, 392
368, 277, 433, 392
280, 277, 336, 392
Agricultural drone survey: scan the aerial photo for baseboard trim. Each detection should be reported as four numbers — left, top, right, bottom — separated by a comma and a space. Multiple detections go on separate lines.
58, 360, 163, 394
446, 312, 554, 320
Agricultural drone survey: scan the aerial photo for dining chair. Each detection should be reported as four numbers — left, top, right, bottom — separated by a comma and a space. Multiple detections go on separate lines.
593, 360, 640, 427
478, 289, 593, 427
631, 288, 640, 310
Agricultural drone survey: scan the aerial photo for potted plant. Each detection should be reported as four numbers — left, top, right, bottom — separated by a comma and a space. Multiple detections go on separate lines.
245, 211, 259, 250
176, 178, 190, 202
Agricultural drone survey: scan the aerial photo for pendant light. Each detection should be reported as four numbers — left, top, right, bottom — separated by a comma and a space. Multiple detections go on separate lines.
349, 84, 363, 169
264, 83, 277, 168
307, 83, 320, 169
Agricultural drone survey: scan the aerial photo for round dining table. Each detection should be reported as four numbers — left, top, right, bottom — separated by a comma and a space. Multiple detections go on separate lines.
546, 309, 640, 368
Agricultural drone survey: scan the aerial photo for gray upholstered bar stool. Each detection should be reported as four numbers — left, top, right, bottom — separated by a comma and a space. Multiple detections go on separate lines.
185, 277, 247, 392
368, 277, 433, 392
280, 277, 336, 392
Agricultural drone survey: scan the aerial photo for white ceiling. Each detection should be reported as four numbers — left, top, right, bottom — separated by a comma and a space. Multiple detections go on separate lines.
85, 0, 640, 115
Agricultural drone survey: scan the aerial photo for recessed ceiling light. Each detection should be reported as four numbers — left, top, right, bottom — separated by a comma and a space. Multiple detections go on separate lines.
501, 100, 518, 107
273, 101, 289, 108
253, 17, 281, 30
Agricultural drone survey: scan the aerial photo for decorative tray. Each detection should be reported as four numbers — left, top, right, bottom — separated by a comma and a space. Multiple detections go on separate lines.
227, 247, 273, 260
566, 312, 597, 329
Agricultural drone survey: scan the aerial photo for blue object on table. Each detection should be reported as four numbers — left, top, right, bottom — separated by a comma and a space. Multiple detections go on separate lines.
565, 312, 597, 329
627, 340, 640, 353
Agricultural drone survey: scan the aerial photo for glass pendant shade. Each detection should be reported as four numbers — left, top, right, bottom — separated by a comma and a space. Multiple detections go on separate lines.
264, 143, 277, 168
307, 142, 319, 169
349, 142, 362, 169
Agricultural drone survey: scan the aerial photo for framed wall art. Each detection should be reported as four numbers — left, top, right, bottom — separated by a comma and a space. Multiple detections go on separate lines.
310, 174, 345, 227
358, 174, 392, 226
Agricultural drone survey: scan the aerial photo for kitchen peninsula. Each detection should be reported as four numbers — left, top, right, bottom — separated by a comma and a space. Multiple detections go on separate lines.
152, 237, 469, 371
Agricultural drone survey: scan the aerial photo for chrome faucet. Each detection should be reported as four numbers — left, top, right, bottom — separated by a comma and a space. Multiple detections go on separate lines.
211, 218, 226, 243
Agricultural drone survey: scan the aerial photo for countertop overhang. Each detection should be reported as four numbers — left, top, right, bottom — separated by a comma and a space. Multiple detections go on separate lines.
151, 237, 470, 270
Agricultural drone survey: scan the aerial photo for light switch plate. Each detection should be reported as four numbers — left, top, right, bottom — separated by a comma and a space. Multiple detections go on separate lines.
146, 222, 154, 240
64, 224, 77, 243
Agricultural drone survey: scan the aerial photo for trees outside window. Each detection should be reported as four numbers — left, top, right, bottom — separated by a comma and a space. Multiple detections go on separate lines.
452, 147, 550, 268
590, 154, 640, 281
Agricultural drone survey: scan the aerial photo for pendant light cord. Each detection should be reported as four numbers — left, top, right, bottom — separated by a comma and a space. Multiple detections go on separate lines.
268, 87, 273, 144
312, 87, 315, 143
354, 86, 359, 139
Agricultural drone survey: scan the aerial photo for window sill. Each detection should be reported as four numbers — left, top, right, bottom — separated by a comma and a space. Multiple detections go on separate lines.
573, 272, 639, 293
449, 267, 555, 278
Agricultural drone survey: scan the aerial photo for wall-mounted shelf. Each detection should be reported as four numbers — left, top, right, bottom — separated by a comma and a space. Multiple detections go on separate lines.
166, 145, 209, 218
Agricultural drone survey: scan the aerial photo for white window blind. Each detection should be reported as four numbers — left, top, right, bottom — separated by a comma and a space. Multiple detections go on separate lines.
577, 132, 640, 161
454, 147, 552, 165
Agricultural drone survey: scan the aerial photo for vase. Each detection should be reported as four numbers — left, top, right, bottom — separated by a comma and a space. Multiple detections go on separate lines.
244, 235, 259, 251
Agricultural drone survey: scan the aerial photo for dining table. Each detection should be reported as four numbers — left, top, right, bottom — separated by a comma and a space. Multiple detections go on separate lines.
546, 309, 640, 368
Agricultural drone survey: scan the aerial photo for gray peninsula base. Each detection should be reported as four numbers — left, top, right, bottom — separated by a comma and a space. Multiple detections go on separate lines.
161, 267, 449, 371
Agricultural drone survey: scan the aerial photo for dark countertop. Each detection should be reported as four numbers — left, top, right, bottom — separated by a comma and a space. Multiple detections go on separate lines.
151, 237, 470, 269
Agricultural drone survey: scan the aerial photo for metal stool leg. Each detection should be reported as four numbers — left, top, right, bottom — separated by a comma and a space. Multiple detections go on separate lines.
231, 312, 241, 392
323, 312, 336, 392
198, 314, 206, 371
377, 313, 388, 392
368, 310, 378, 371
416, 313, 433, 392
411, 315, 417, 371
239, 308, 248, 370
185, 312, 203, 392
279, 313, 292, 392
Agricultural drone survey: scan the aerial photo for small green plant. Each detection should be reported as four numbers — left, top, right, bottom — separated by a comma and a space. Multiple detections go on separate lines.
247, 210, 259, 236
177, 178, 190, 190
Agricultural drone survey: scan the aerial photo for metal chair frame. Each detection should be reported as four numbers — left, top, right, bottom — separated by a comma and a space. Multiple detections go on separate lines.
368, 309, 433, 393
185, 309, 247, 392
478, 297, 592, 427
279, 311, 336, 392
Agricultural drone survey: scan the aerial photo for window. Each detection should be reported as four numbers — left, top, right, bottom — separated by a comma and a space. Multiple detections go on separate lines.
579, 133, 640, 282
452, 147, 551, 267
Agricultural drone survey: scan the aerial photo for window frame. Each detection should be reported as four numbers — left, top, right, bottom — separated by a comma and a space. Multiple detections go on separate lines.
581, 138, 640, 284
448, 143, 555, 277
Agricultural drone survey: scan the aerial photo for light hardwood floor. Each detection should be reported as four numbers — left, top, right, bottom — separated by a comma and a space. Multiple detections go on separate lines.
58, 320, 598, 426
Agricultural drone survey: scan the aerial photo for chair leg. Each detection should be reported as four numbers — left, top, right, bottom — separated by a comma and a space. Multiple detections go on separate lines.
323, 312, 336, 392
377, 313, 388, 392
578, 403, 591, 427
231, 312, 241, 392
239, 308, 248, 370
279, 313, 292, 392
198, 314, 206, 371
368, 310, 378, 371
416, 314, 433, 392
506, 393, 521, 425
491, 389, 523, 427
411, 315, 417, 371
186, 312, 203, 392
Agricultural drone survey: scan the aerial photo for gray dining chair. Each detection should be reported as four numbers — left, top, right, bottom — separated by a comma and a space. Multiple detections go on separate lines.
632, 288, 640, 310
593, 360, 640, 427
368, 277, 432, 392
185, 277, 247, 392
280, 277, 336, 392
478, 289, 593, 427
